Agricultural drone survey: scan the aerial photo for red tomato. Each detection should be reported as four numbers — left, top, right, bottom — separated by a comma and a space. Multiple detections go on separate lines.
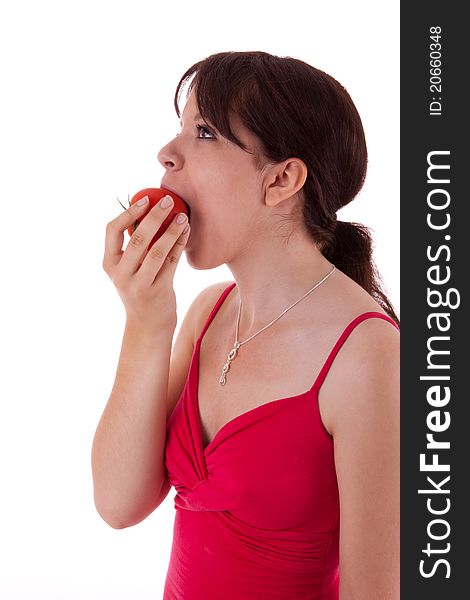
126, 188, 189, 251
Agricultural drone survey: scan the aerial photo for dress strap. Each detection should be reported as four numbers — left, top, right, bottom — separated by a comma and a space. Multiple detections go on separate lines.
314, 311, 400, 391
196, 288, 399, 392
196, 282, 237, 345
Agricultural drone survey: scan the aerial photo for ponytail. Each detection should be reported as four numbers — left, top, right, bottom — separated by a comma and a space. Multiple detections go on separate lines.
322, 221, 400, 326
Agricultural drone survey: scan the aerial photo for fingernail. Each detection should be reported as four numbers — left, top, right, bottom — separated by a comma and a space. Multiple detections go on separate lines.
176, 213, 187, 224
160, 195, 173, 208
136, 196, 148, 206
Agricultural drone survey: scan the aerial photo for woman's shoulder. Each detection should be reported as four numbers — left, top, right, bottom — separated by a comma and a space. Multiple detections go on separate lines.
322, 288, 399, 389
317, 271, 399, 430
338, 283, 399, 360
191, 280, 235, 341
326, 267, 398, 324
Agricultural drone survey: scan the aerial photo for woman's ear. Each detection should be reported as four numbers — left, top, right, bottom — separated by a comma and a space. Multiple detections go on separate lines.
263, 158, 308, 207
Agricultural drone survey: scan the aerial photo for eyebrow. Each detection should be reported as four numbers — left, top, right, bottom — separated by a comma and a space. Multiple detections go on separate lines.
179, 112, 202, 127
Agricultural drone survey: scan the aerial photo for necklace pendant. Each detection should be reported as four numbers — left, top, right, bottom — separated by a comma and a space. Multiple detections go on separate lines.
219, 341, 241, 385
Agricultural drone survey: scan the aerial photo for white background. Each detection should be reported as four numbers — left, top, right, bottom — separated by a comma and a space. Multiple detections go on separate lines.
0, 0, 399, 597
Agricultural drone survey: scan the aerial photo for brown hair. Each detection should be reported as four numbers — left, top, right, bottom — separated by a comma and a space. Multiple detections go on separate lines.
173, 51, 399, 325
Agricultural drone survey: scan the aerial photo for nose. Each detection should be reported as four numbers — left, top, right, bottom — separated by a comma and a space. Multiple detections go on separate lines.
157, 137, 181, 171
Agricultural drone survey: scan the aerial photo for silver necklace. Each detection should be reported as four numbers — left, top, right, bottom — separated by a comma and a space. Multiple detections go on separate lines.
219, 264, 336, 385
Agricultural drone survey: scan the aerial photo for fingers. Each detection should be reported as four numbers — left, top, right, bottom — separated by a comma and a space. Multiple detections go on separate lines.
102, 192, 191, 290
154, 221, 191, 282
122, 197, 186, 278
103, 196, 154, 273
137, 214, 190, 286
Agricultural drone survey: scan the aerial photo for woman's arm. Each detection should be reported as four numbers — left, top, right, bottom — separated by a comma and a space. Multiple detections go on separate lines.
329, 318, 400, 600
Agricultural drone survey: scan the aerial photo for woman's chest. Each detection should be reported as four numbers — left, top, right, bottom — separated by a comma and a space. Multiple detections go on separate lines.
196, 322, 335, 449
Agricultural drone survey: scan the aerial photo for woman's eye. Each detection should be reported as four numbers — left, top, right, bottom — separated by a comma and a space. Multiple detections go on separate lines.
196, 124, 215, 139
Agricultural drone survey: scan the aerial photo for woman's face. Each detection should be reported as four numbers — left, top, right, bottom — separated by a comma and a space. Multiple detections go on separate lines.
158, 90, 268, 269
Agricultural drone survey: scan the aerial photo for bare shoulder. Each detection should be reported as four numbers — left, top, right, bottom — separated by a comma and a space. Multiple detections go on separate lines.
320, 306, 400, 437
191, 280, 235, 343
316, 269, 400, 436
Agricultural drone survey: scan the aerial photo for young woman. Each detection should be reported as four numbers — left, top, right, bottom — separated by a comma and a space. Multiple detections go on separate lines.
94, 51, 400, 599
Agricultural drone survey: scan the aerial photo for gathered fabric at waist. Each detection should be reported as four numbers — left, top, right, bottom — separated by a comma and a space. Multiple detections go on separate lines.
163, 508, 339, 600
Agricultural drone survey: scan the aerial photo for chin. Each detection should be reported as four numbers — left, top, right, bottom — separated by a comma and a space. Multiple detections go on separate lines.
184, 246, 226, 271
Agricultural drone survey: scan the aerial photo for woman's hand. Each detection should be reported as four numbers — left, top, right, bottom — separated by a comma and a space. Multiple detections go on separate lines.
102, 195, 190, 334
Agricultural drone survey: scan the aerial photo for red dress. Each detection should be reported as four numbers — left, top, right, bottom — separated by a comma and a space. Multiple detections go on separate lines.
163, 282, 399, 599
